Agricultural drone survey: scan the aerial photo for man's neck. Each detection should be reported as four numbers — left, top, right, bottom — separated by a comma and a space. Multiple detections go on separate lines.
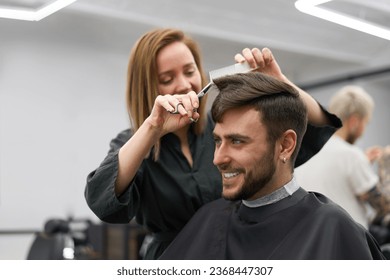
243, 177, 299, 208
249, 173, 293, 200
334, 128, 348, 141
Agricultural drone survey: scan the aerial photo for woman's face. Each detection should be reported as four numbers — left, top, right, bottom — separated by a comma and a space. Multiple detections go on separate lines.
156, 41, 202, 95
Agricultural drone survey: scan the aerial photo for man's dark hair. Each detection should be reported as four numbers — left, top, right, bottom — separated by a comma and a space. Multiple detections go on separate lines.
211, 72, 308, 166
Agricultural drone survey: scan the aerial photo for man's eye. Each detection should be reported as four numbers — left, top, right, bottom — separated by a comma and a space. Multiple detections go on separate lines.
232, 139, 242, 144
213, 138, 221, 145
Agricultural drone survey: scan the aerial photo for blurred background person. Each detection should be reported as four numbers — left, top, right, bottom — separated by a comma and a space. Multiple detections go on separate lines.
377, 145, 390, 198
295, 86, 390, 244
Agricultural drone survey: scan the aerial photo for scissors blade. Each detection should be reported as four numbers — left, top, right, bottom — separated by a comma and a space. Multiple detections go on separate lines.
197, 82, 212, 98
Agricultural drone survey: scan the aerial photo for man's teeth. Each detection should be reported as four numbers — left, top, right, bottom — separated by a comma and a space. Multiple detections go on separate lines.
224, 172, 239, 178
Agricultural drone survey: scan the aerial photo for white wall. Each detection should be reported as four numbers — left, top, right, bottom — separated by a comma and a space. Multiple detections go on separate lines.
0, 13, 131, 259
1, 10, 389, 260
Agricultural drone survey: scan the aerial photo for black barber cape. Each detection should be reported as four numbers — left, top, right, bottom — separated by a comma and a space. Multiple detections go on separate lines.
160, 188, 385, 260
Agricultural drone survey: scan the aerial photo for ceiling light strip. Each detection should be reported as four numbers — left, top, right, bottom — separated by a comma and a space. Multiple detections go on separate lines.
0, 0, 77, 21
295, 0, 390, 41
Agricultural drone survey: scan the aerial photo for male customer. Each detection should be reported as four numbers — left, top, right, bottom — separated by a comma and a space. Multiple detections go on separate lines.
159, 73, 385, 260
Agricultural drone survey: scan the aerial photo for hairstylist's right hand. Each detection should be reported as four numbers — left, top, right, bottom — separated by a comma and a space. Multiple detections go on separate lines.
146, 91, 200, 135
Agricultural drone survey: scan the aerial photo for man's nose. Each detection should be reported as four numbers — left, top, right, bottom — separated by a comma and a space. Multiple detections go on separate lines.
213, 144, 230, 167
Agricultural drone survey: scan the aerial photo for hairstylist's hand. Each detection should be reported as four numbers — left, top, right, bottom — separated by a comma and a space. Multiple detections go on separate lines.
235, 47, 285, 81
145, 91, 200, 135
236, 47, 333, 126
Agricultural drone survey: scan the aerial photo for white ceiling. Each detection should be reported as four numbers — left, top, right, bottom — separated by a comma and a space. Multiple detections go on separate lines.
2, 0, 390, 88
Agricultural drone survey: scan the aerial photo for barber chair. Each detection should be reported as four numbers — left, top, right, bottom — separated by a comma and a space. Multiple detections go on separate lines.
26, 218, 92, 260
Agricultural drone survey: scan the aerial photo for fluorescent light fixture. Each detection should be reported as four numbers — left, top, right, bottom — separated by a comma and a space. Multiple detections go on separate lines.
295, 0, 390, 41
0, 0, 77, 21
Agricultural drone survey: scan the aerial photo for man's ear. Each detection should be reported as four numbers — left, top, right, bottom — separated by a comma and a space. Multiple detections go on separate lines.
278, 129, 297, 163
347, 114, 361, 133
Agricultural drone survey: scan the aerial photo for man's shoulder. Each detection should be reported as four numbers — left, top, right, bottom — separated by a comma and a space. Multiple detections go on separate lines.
308, 191, 363, 226
191, 198, 240, 223
198, 198, 239, 212
331, 136, 365, 155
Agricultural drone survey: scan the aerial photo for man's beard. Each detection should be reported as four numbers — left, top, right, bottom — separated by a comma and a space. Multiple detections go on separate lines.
222, 148, 276, 201
346, 131, 358, 144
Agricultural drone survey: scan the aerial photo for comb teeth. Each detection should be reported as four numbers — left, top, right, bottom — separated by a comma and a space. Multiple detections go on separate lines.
209, 61, 253, 81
